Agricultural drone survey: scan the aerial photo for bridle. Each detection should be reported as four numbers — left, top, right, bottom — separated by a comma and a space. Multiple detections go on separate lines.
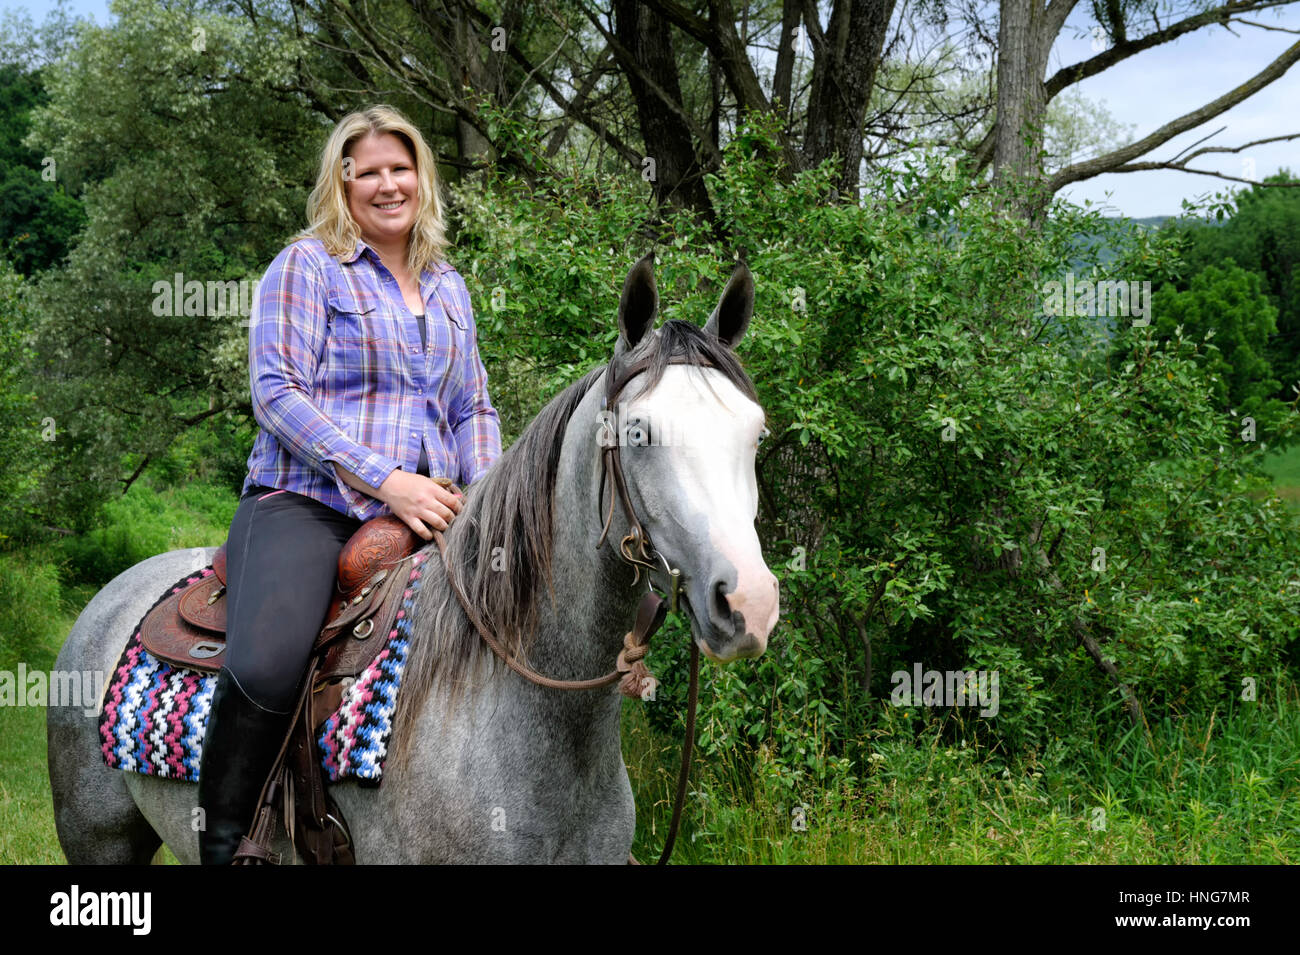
596, 351, 716, 612
431, 348, 719, 864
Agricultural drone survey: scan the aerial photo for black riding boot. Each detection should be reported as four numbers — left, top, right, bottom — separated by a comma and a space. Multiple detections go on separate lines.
197, 667, 292, 865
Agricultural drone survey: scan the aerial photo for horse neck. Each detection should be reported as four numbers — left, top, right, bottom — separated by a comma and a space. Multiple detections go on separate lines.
527, 374, 646, 682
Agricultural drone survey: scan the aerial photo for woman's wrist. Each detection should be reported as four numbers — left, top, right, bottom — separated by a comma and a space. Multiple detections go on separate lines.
336, 463, 394, 503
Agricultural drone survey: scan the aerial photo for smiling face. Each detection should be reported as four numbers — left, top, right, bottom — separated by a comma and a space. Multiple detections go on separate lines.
344, 131, 419, 251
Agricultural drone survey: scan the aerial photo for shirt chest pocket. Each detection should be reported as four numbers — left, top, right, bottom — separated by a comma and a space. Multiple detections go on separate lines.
326, 293, 381, 342
320, 294, 398, 388
421, 310, 470, 401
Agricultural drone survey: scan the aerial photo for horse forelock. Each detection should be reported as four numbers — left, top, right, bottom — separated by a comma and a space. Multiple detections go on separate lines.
622, 320, 758, 407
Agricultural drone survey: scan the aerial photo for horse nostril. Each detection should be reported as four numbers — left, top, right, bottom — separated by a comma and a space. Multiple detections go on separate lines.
713, 581, 731, 620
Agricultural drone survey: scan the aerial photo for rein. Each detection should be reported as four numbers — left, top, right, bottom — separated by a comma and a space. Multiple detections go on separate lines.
430, 351, 712, 865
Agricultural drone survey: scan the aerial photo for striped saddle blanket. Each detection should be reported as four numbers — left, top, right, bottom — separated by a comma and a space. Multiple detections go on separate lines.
97, 551, 429, 785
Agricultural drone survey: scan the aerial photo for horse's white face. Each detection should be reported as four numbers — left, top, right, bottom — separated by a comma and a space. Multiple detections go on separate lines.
620, 362, 779, 662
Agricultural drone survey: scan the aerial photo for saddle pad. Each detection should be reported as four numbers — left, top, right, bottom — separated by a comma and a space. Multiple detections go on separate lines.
98, 553, 428, 784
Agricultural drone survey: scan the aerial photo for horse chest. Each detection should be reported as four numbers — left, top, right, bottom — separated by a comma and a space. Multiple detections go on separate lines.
328, 695, 635, 863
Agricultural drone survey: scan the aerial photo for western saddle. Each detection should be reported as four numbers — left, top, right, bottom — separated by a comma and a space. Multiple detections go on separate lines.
139, 497, 445, 864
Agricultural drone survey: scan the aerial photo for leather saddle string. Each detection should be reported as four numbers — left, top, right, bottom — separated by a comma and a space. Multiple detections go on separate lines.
233, 655, 321, 865
657, 641, 699, 865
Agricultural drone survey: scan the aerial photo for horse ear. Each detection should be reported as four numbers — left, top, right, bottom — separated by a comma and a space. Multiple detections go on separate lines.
615, 251, 658, 359
702, 259, 753, 349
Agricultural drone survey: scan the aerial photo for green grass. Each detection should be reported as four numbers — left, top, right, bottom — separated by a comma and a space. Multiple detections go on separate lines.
0, 545, 78, 864
0, 477, 229, 864
1260, 442, 1300, 509
624, 683, 1300, 864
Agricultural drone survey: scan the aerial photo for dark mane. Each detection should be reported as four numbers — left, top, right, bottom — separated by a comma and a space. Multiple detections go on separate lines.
388, 320, 757, 768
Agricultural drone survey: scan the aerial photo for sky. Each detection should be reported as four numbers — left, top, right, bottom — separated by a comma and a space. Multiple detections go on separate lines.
1049, 5, 1300, 218
5, 0, 1298, 220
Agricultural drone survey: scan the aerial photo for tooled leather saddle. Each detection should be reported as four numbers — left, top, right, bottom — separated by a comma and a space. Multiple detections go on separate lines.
139, 504, 440, 864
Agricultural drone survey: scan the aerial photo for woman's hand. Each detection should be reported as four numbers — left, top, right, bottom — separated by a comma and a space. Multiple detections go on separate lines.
375, 470, 464, 539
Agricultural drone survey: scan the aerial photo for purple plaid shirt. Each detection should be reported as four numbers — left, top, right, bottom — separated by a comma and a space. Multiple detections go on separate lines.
241, 236, 502, 521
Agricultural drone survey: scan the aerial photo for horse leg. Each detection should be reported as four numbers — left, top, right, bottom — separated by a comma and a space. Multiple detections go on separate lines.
48, 710, 163, 864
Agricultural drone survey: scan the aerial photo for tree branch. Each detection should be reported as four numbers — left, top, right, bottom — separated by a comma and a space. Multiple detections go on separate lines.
574, 0, 725, 166
1230, 15, 1300, 32
1049, 38, 1300, 190
453, 0, 645, 171
1044, 0, 1295, 101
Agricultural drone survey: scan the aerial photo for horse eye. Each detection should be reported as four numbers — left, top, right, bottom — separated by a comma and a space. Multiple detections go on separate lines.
757, 427, 770, 448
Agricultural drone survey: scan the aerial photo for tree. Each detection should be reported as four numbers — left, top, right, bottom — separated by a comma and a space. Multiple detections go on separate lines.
1147, 264, 1280, 411
0, 63, 85, 275
981, 0, 1300, 209
1170, 172, 1300, 393
21, 0, 328, 527
0, 256, 48, 542
266, 0, 1300, 217
444, 116, 1300, 765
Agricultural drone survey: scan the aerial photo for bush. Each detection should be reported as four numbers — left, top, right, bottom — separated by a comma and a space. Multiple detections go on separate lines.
0, 257, 50, 546
447, 109, 1300, 794
58, 473, 234, 588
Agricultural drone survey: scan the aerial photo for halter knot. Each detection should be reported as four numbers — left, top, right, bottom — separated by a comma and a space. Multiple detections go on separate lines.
617, 628, 657, 699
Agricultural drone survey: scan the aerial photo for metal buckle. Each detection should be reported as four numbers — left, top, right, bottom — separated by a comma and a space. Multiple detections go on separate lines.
619, 526, 658, 579
636, 543, 684, 614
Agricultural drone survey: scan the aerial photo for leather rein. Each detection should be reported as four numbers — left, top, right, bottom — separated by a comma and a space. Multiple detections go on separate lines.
431, 352, 710, 865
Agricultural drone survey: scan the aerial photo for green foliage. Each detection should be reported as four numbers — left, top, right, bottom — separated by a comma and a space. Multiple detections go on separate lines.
0, 258, 51, 544
0, 63, 86, 275
20, 0, 326, 530
623, 677, 1300, 863
1166, 172, 1300, 396
0, 547, 65, 672
58, 473, 234, 588
449, 109, 1300, 794
1143, 265, 1279, 412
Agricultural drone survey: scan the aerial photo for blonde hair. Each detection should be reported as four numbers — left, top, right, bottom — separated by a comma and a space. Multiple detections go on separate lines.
294, 104, 449, 275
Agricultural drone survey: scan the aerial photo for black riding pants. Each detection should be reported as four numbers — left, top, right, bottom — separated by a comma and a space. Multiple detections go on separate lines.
222, 485, 363, 713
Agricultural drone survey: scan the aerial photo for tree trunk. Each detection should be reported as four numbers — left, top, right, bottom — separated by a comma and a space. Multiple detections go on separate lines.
773, 0, 802, 120
803, 0, 896, 202
992, 0, 1081, 215
613, 0, 716, 219
454, 9, 497, 180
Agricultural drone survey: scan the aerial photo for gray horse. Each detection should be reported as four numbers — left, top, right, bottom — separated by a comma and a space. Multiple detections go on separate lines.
48, 253, 779, 864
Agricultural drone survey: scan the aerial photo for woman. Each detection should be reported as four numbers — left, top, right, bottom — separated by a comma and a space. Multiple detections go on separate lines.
198, 105, 502, 865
